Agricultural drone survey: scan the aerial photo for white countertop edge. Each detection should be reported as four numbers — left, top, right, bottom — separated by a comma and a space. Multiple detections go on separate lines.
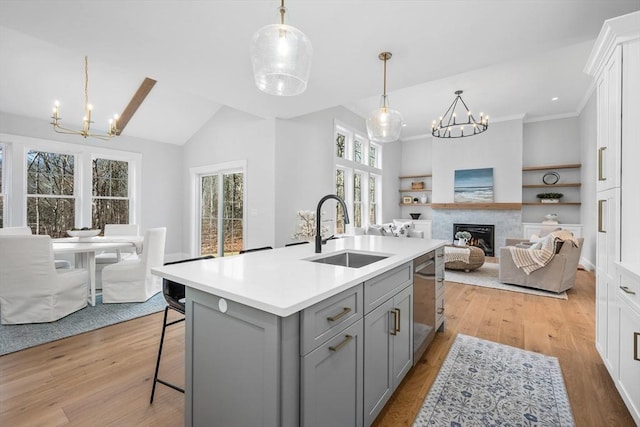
152, 236, 447, 317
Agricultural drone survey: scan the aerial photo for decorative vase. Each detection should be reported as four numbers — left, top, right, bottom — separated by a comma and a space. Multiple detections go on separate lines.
541, 199, 559, 203
456, 238, 467, 246
420, 195, 427, 204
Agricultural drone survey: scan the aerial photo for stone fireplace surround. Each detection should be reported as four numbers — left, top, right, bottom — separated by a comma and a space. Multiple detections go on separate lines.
432, 209, 522, 258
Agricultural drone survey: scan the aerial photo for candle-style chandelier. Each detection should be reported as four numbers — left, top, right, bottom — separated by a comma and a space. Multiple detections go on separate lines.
432, 90, 488, 139
51, 56, 119, 141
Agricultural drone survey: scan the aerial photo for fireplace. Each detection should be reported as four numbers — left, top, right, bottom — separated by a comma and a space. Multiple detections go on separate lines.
453, 223, 495, 256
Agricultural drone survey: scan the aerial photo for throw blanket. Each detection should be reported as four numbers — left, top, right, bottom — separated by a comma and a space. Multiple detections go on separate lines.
445, 246, 470, 263
509, 230, 580, 275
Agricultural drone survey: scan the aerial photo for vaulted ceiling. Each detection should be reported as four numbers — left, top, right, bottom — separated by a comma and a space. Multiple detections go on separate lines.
1, 0, 638, 145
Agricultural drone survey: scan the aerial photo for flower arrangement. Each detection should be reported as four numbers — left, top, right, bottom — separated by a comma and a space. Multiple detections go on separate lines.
455, 231, 472, 240
292, 210, 329, 241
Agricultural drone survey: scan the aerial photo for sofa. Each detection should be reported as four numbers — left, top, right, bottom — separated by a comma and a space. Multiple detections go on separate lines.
499, 236, 583, 293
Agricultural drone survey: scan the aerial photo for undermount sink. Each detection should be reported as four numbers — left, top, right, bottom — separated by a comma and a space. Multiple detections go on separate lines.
306, 250, 389, 268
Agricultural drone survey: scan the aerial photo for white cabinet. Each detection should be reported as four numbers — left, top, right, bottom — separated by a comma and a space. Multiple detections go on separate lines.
616, 263, 640, 425
586, 10, 640, 424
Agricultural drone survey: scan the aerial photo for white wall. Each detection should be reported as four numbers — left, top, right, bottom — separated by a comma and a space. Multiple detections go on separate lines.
431, 118, 523, 203
182, 106, 276, 255
579, 93, 597, 269
0, 112, 184, 257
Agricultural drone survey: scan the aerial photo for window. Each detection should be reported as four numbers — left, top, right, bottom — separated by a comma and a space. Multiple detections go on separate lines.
334, 122, 382, 233
92, 158, 130, 231
26, 150, 75, 237
198, 165, 245, 257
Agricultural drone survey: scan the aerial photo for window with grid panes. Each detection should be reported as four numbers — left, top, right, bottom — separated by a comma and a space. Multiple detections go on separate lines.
92, 158, 130, 231
0, 145, 4, 227
334, 122, 382, 233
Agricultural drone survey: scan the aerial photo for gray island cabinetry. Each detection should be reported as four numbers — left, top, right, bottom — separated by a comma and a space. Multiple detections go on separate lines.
152, 236, 446, 427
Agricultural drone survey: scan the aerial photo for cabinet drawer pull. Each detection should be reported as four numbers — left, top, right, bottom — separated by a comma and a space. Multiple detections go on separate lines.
327, 307, 351, 322
598, 200, 606, 233
389, 310, 398, 335
635, 332, 640, 362
394, 308, 401, 333
437, 307, 445, 315
328, 334, 353, 352
437, 253, 444, 258
598, 146, 607, 181
620, 286, 637, 295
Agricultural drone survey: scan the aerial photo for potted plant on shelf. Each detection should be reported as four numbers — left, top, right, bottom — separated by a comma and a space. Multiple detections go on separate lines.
455, 231, 472, 246
536, 192, 563, 203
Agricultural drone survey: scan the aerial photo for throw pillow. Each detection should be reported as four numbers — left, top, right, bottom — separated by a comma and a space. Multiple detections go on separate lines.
393, 219, 415, 230
390, 223, 410, 238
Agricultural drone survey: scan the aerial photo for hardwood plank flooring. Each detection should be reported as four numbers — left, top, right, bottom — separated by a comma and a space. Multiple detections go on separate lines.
0, 268, 635, 426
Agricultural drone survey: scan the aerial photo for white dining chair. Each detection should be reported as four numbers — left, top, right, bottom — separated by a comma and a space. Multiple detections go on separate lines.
0, 235, 89, 324
0, 226, 71, 269
102, 227, 166, 303
95, 223, 141, 265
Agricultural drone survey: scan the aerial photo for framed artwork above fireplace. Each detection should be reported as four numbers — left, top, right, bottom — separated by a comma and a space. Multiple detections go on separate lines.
454, 168, 494, 203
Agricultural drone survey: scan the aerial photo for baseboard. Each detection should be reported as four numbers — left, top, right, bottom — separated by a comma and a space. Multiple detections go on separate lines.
580, 257, 595, 272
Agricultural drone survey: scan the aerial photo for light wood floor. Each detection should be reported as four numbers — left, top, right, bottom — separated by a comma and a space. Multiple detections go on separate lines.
0, 268, 635, 426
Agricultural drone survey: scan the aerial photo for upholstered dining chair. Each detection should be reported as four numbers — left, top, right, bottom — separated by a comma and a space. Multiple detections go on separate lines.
102, 227, 166, 303
0, 226, 71, 269
0, 235, 89, 324
150, 255, 214, 403
96, 223, 141, 264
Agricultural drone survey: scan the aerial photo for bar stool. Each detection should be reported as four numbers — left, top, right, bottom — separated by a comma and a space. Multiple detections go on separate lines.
150, 255, 214, 403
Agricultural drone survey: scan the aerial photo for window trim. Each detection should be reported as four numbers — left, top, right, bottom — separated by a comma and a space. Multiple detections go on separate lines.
0, 133, 141, 230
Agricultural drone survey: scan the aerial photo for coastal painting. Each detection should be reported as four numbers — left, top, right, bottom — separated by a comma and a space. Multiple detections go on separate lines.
454, 168, 494, 203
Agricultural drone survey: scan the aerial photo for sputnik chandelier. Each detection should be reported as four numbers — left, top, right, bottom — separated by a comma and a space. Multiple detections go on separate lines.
51, 56, 119, 141
432, 90, 488, 139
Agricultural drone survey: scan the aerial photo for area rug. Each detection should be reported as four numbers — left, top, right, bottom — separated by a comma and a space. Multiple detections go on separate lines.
414, 334, 575, 426
445, 263, 568, 300
0, 293, 166, 356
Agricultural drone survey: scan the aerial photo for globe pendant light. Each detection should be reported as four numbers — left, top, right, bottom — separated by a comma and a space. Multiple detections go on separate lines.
251, 0, 313, 96
366, 52, 403, 143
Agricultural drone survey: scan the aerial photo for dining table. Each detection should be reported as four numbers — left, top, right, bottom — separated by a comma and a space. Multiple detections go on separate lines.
52, 236, 144, 306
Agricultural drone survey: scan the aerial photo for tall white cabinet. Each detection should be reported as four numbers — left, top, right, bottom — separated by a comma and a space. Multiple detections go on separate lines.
585, 11, 640, 425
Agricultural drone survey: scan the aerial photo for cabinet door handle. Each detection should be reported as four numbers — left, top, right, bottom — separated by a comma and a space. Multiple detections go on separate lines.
598, 200, 606, 233
634, 332, 640, 362
389, 310, 398, 335
327, 307, 351, 322
598, 146, 607, 181
437, 307, 445, 315
329, 334, 353, 352
394, 308, 401, 333
620, 286, 637, 295
437, 253, 444, 258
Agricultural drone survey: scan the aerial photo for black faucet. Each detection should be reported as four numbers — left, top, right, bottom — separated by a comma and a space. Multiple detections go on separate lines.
315, 194, 350, 253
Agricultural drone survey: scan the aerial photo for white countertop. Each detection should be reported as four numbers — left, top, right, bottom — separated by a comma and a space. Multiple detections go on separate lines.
152, 235, 447, 317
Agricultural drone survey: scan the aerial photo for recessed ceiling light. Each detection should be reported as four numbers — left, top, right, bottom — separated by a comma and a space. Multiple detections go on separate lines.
551, 97, 559, 101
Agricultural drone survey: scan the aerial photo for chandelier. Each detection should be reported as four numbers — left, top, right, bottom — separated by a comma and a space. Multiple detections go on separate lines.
51, 56, 118, 140
432, 90, 488, 138
366, 52, 403, 143
250, 0, 313, 96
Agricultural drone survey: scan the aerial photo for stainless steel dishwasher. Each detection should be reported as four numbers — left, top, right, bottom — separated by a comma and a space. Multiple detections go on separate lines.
413, 251, 437, 364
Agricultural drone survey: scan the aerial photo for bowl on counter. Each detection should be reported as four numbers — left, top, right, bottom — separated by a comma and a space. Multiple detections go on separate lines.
409, 213, 421, 220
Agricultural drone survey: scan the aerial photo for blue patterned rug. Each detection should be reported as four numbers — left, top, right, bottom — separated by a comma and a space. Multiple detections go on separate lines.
414, 334, 575, 426
0, 293, 166, 356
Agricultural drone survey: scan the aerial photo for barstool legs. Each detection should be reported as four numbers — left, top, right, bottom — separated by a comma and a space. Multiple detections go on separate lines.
150, 306, 185, 403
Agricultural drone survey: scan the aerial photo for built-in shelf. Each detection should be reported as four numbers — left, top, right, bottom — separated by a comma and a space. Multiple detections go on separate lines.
522, 163, 581, 171
431, 203, 522, 210
523, 183, 581, 188
522, 202, 582, 206
400, 203, 430, 206
399, 189, 431, 193
399, 174, 432, 179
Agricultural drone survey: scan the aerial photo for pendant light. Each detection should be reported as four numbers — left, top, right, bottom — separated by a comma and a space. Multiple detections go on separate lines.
251, 0, 313, 96
366, 52, 403, 143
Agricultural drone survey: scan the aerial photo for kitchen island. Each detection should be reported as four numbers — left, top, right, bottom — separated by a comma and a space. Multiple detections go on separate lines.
152, 235, 447, 427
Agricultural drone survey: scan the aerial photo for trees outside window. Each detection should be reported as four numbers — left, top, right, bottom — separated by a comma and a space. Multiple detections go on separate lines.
200, 170, 244, 257
334, 122, 382, 234
92, 158, 130, 231
0, 145, 4, 228
26, 150, 75, 237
